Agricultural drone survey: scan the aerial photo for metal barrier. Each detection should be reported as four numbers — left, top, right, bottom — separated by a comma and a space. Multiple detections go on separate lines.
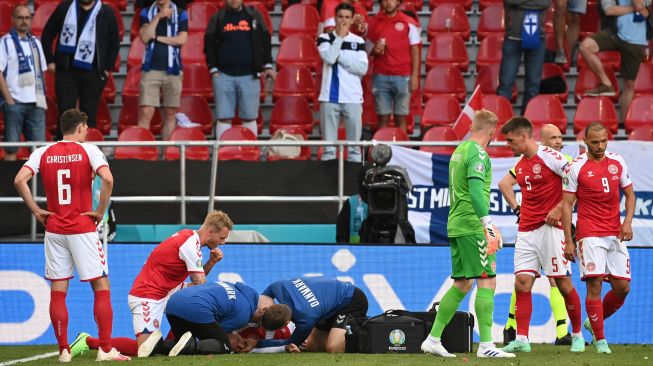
0, 139, 468, 240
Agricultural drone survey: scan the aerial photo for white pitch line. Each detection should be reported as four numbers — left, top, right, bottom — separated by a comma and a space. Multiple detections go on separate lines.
0, 351, 59, 366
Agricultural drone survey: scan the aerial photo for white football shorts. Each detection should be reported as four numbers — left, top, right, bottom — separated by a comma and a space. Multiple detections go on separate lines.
514, 224, 572, 277
577, 236, 631, 281
128, 284, 182, 337
44, 231, 108, 281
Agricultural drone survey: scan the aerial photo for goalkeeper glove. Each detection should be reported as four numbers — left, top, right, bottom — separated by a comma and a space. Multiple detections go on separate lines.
481, 216, 503, 255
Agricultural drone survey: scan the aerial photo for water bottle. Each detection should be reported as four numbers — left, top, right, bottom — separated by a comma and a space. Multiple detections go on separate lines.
354, 203, 364, 232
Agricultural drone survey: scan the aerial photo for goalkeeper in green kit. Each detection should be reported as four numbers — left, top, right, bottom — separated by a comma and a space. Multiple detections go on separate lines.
421, 110, 515, 358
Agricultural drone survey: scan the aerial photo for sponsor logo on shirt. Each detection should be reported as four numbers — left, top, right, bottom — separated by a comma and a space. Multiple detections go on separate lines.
223, 20, 251, 32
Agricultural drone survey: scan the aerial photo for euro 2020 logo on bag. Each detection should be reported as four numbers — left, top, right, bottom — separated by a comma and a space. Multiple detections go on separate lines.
388, 329, 406, 351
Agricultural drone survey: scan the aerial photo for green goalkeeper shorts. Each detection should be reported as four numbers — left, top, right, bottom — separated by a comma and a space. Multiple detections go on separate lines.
450, 232, 497, 279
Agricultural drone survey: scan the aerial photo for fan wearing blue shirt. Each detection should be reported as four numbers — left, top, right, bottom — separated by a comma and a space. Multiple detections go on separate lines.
257, 276, 368, 353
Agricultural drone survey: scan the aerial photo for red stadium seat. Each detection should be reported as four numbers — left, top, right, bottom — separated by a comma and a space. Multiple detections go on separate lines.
0, 3, 13, 35
362, 99, 377, 131
423, 65, 467, 102
131, 8, 142, 41
372, 127, 409, 141
165, 127, 210, 161
44, 71, 56, 100
573, 96, 618, 134
320, 0, 367, 32
575, 128, 614, 141
95, 99, 112, 135
45, 97, 59, 135
127, 38, 146, 70
273, 65, 316, 105
541, 63, 568, 103
420, 95, 461, 129
269, 96, 314, 134
103, 73, 116, 103
523, 95, 567, 133
576, 50, 620, 72
480, 94, 514, 127
425, 34, 469, 72
218, 126, 260, 161
267, 126, 311, 161
475, 64, 517, 103
427, 4, 471, 41
574, 67, 619, 102
477, 4, 504, 41
182, 63, 213, 100
33, 0, 59, 9
544, 5, 554, 34
104, 0, 127, 11
429, 0, 472, 11
246, 0, 275, 11
478, 0, 502, 10
248, 2, 273, 33
421, 126, 458, 155
118, 96, 163, 135
106, 3, 125, 39
122, 67, 141, 98
279, 4, 320, 40
281, 0, 318, 10
579, 2, 599, 40
31, 3, 57, 37
180, 33, 205, 65
0, 111, 4, 135
85, 127, 105, 142
3, 0, 28, 6
634, 63, 653, 97
628, 126, 653, 141
476, 34, 504, 70
114, 127, 159, 161
486, 139, 514, 157
545, 32, 570, 71
177, 96, 213, 134
625, 95, 653, 133
232, 108, 264, 135
188, 2, 220, 34
276, 34, 322, 72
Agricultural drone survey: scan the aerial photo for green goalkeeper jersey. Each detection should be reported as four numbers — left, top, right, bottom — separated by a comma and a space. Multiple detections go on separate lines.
448, 140, 492, 237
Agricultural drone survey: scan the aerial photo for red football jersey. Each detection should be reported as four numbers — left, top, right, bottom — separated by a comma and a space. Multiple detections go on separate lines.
514, 145, 568, 231
563, 152, 632, 240
129, 229, 205, 300
366, 11, 421, 76
23, 141, 109, 235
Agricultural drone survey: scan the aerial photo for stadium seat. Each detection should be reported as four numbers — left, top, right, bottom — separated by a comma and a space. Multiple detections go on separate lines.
267, 126, 311, 161
31, 3, 57, 37
114, 127, 159, 161
420, 95, 461, 129
477, 4, 504, 40
232, 108, 264, 135
118, 96, 163, 135
486, 139, 514, 158
122, 67, 141, 98
85, 127, 105, 142
545, 32, 570, 71
182, 63, 213, 100
279, 4, 320, 40
247, 0, 275, 11
476, 34, 504, 70
480, 94, 514, 127
165, 127, 210, 161
427, 4, 471, 41
523, 94, 567, 133
188, 2, 220, 34
540, 63, 568, 103
625, 95, 653, 133
372, 127, 409, 141
634, 63, 653, 97
281, 0, 318, 10
628, 126, 653, 141
273, 65, 316, 105
3, 0, 28, 6
576, 50, 620, 72
127, 36, 146, 70
218, 126, 260, 161
103, 73, 117, 103
421, 126, 458, 155
106, 3, 125, 39
248, 2, 273, 33
45, 97, 59, 135
177, 96, 213, 135
276, 34, 322, 72
573, 96, 618, 134
33, 0, 59, 9
575, 128, 614, 141
104, 0, 128, 11
362, 99, 377, 131
475, 63, 517, 103
0, 111, 4, 135
544, 5, 554, 34
0, 3, 13, 35
429, 0, 472, 11
320, 0, 367, 32
478, 0, 502, 10
131, 8, 142, 41
269, 96, 314, 134
579, 2, 599, 40
423, 65, 467, 102
180, 33, 205, 65
425, 34, 469, 72
574, 67, 619, 102
95, 99, 112, 135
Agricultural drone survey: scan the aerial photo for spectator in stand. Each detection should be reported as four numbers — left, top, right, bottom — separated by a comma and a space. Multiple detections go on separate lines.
365, 0, 421, 133
0, 5, 47, 161
578, 0, 648, 122
41, 0, 120, 140
497, 0, 550, 114
137, 0, 189, 141
553, 0, 585, 64
322, 0, 368, 36
204, 0, 274, 139
318, 3, 368, 162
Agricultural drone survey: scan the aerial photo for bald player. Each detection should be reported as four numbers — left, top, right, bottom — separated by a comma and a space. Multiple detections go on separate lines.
498, 124, 575, 346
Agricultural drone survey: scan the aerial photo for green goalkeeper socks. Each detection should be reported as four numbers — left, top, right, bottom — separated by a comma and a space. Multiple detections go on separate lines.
550, 286, 569, 339
475, 287, 495, 343
429, 286, 467, 338
505, 290, 517, 330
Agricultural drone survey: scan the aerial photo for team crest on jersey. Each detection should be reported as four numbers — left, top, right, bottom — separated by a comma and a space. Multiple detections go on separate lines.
395, 22, 404, 31
608, 164, 618, 175
532, 164, 541, 174
474, 163, 485, 173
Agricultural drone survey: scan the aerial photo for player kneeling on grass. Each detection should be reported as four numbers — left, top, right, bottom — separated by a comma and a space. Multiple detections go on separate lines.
257, 276, 368, 353
498, 117, 585, 354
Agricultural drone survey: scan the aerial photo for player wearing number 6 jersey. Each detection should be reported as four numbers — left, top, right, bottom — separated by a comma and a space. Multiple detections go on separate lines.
498, 118, 585, 354
13, 109, 129, 362
422, 110, 514, 359
562, 122, 636, 354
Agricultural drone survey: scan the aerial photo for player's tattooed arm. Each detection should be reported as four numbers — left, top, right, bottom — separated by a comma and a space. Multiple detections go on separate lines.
189, 272, 207, 285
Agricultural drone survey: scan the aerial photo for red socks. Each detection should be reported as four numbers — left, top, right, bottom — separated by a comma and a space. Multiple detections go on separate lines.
563, 288, 583, 333
50, 291, 69, 354
603, 290, 626, 320
515, 291, 532, 338
88, 337, 138, 357
94, 290, 113, 353
586, 298, 605, 341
